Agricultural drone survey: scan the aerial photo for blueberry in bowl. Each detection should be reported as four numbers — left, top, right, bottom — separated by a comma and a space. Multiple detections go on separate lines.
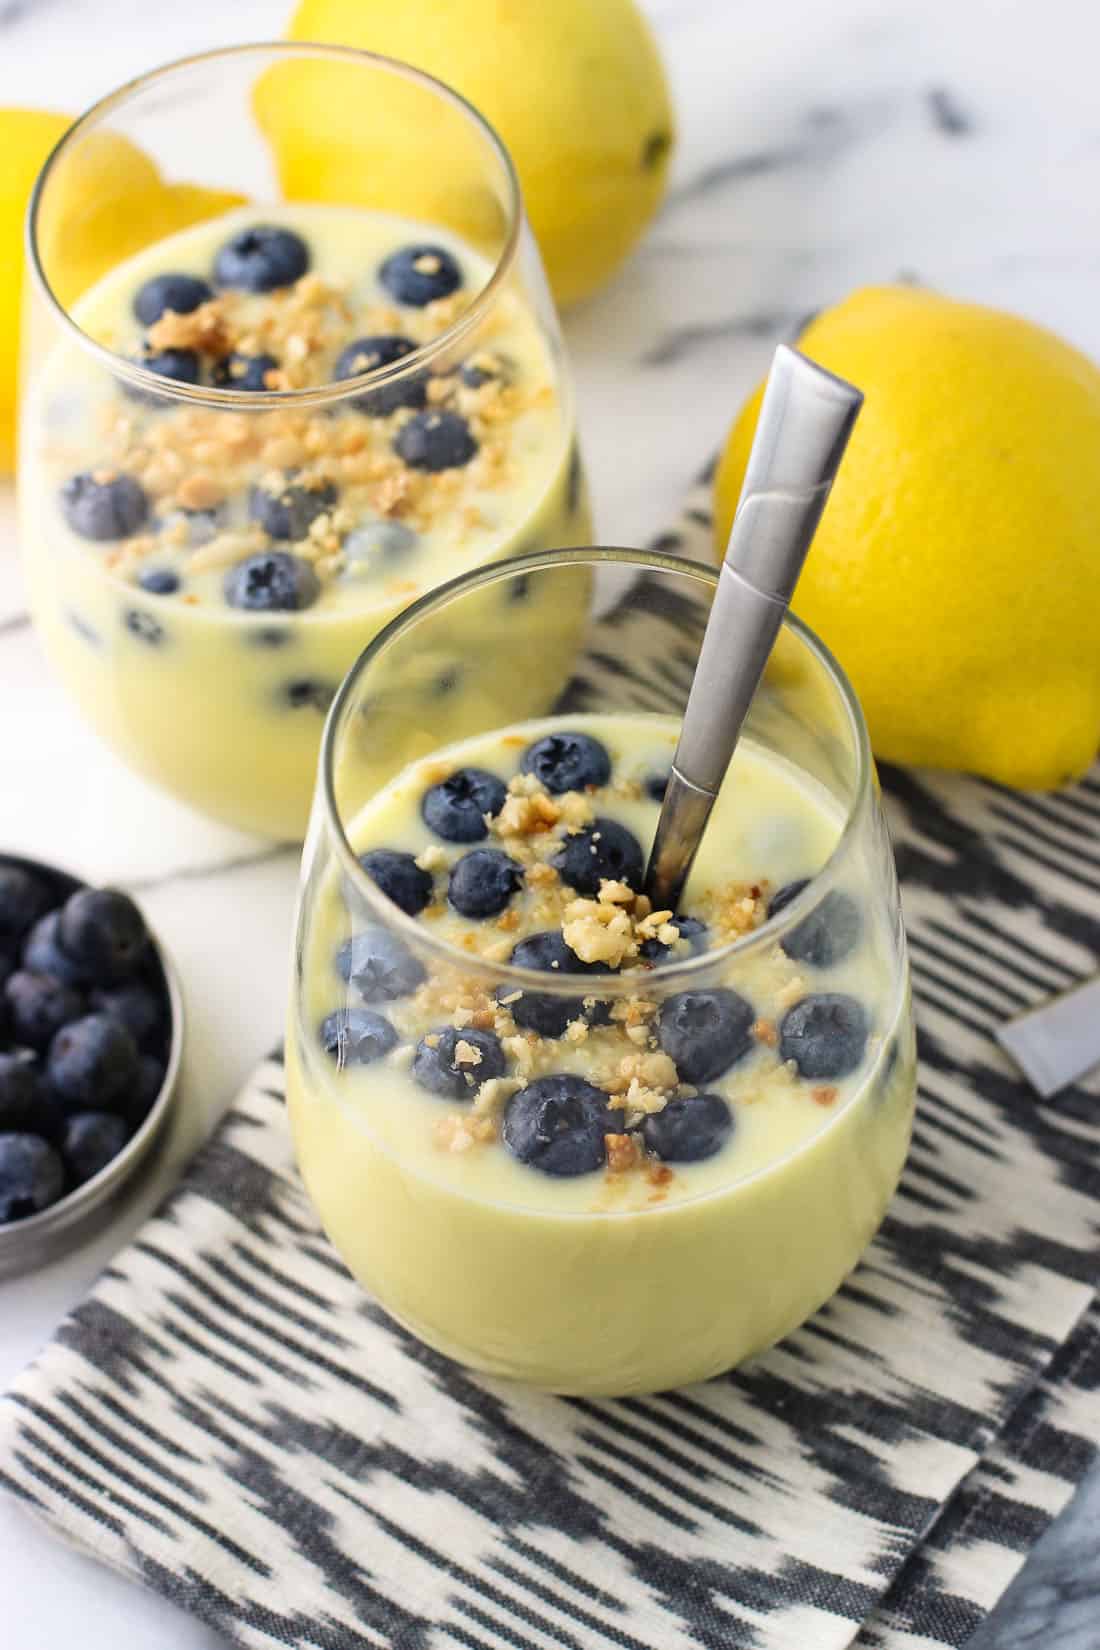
0, 853, 182, 1275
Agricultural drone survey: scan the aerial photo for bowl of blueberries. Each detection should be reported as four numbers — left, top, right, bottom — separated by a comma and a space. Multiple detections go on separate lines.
0, 853, 182, 1275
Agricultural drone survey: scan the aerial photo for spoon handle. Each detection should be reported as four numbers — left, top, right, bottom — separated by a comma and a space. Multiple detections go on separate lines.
644, 347, 862, 911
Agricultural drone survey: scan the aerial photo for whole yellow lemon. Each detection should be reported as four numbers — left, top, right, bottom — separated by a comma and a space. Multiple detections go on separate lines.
0, 109, 71, 472
266, 0, 675, 306
714, 287, 1100, 789
0, 106, 243, 475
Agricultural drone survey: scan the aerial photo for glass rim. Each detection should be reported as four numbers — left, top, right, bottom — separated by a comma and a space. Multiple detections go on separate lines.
24, 40, 525, 412
319, 544, 876, 995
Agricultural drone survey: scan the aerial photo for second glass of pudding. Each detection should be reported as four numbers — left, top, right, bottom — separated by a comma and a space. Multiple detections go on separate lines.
20, 45, 590, 838
288, 549, 917, 1395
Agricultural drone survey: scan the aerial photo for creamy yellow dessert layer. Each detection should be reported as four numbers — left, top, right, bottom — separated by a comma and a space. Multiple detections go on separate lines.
22, 204, 590, 836
289, 713, 915, 1393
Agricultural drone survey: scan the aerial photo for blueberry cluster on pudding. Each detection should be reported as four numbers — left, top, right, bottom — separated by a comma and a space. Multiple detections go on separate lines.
0, 860, 172, 1227
287, 713, 915, 1393
23, 205, 590, 836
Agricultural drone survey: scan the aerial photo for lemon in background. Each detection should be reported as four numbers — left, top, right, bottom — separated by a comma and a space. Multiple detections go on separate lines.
0, 106, 244, 475
715, 286, 1100, 789
260, 0, 675, 307
0, 109, 71, 471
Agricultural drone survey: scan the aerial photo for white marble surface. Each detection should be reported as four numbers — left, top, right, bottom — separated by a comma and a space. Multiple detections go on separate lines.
1, 1, 1099, 1645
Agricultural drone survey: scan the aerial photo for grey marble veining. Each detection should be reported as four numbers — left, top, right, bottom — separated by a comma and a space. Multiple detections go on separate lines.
972, 1471, 1100, 1648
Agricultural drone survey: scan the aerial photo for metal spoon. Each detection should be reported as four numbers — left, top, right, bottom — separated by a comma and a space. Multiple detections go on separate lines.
643, 345, 863, 912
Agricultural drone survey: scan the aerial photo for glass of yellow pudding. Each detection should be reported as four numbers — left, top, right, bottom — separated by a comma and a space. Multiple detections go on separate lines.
19, 45, 590, 838
287, 548, 917, 1395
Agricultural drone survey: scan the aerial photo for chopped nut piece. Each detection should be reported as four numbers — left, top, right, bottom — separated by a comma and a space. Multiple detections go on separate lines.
812, 1086, 839, 1107
562, 897, 636, 967
753, 1018, 779, 1047
472, 1076, 520, 1117
775, 975, 806, 1011
605, 1133, 640, 1175
453, 1039, 482, 1068
433, 1113, 496, 1153
598, 879, 635, 906
415, 844, 449, 872
176, 473, 224, 512
148, 298, 233, 358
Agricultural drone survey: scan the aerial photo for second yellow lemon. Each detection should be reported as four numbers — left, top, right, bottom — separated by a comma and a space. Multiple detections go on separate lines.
715, 287, 1100, 789
269, 0, 675, 307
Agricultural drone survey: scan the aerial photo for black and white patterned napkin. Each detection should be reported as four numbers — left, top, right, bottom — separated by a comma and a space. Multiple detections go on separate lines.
1, 477, 1099, 1650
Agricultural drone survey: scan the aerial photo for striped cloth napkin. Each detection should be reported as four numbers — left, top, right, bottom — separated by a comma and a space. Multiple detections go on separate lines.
1, 473, 1099, 1650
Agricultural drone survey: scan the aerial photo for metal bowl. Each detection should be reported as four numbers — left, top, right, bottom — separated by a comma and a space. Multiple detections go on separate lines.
0, 853, 184, 1277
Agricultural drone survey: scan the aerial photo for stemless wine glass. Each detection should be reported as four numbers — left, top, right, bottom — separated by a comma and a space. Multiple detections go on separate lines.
287, 548, 917, 1396
20, 45, 590, 840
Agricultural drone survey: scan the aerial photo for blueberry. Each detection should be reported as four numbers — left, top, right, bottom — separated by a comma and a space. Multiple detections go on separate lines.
521, 732, 611, 795
553, 818, 643, 896
0, 865, 52, 946
213, 225, 309, 292
319, 1007, 398, 1068
379, 243, 463, 307
358, 849, 433, 917
421, 767, 506, 843
459, 352, 510, 389
61, 471, 149, 541
639, 914, 709, 965
0, 1134, 65, 1223
133, 273, 212, 326
60, 888, 147, 983
335, 334, 427, 416
213, 351, 280, 391
342, 520, 419, 568
224, 551, 321, 613
128, 1054, 165, 1127
505, 931, 612, 1038
502, 1075, 617, 1177
249, 477, 338, 542
657, 989, 755, 1084
29, 1073, 70, 1146
448, 849, 523, 919
433, 665, 462, 697
779, 993, 869, 1080
642, 1092, 733, 1164
47, 1012, 139, 1109
140, 346, 200, 387
412, 1026, 506, 1101
124, 609, 164, 646
252, 626, 292, 649
22, 912, 87, 987
336, 927, 425, 1002
769, 880, 862, 969
280, 679, 336, 712
138, 567, 180, 596
394, 411, 477, 472
62, 1110, 130, 1186
0, 1052, 37, 1130
90, 981, 165, 1052
5, 971, 84, 1052
644, 771, 669, 802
